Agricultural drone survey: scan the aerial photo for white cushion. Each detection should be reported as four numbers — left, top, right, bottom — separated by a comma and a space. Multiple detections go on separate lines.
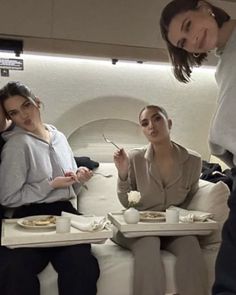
79, 163, 124, 216
187, 179, 230, 245
93, 240, 177, 295
93, 240, 133, 295
39, 264, 58, 295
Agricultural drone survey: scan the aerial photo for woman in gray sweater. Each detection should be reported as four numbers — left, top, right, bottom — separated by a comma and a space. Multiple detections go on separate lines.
0, 81, 100, 295
113, 105, 207, 295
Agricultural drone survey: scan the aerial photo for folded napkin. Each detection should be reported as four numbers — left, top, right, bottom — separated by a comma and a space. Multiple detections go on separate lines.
61, 212, 111, 232
168, 206, 214, 223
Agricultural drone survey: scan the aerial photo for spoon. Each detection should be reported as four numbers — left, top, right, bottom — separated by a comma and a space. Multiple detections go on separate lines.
102, 134, 121, 150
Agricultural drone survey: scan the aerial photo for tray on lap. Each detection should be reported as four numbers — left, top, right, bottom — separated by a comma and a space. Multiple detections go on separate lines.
108, 212, 219, 238
1, 215, 113, 248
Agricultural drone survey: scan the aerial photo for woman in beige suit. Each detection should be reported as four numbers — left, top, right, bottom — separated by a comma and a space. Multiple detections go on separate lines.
113, 105, 207, 295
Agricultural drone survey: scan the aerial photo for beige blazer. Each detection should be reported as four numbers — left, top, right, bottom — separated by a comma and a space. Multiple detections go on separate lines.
117, 142, 201, 211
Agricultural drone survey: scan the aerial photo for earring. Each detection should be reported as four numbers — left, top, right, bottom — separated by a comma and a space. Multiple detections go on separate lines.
193, 53, 200, 58
208, 9, 215, 18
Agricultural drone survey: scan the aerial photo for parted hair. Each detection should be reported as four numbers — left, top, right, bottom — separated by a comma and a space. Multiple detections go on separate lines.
160, 0, 230, 83
0, 81, 38, 118
139, 105, 169, 122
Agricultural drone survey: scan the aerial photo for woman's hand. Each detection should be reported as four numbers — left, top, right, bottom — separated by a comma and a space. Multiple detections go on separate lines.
113, 148, 129, 181
49, 176, 76, 188
76, 166, 93, 183
64, 171, 77, 181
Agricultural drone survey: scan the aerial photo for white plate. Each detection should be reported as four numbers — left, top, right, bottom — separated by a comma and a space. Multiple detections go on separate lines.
17, 215, 57, 229
140, 211, 166, 222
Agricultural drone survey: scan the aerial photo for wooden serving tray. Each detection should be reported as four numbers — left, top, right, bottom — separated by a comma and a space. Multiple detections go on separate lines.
1, 218, 113, 248
108, 212, 219, 238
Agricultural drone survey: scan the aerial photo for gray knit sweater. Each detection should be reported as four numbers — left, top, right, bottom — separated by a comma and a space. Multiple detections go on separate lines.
0, 124, 80, 208
209, 27, 236, 167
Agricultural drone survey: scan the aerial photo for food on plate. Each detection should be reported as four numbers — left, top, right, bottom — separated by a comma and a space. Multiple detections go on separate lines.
140, 211, 166, 222
22, 215, 56, 226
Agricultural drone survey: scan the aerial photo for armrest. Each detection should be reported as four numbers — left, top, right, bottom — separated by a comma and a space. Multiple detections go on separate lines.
187, 180, 230, 245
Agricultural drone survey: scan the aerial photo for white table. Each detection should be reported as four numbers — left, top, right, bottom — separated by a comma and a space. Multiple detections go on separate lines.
108, 212, 219, 238
1, 218, 113, 248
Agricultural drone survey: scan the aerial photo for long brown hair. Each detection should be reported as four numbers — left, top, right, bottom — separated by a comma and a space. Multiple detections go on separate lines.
0, 81, 39, 119
160, 0, 230, 83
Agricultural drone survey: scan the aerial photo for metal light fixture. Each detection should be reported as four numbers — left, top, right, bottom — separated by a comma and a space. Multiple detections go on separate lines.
0, 38, 23, 57
111, 58, 118, 65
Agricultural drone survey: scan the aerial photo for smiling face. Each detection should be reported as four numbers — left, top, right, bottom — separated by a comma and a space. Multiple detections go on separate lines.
167, 7, 219, 53
3, 95, 42, 133
139, 107, 172, 144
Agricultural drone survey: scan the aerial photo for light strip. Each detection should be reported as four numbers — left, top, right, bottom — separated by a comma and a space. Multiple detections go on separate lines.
0, 51, 216, 72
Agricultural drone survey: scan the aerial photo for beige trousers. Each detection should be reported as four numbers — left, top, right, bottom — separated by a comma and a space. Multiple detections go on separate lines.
113, 232, 208, 295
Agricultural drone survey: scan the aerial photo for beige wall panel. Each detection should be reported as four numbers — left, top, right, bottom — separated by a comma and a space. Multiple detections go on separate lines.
0, 0, 52, 37
0, 0, 234, 65
53, 0, 162, 47
50, 0, 236, 49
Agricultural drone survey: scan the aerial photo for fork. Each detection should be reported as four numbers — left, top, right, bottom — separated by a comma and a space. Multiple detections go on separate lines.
94, 172, 113, 178
102, 134, 121, 150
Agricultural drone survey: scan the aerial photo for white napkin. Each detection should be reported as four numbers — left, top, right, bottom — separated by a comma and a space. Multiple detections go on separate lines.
168, 206, 214, 223
61, 212, 111, 232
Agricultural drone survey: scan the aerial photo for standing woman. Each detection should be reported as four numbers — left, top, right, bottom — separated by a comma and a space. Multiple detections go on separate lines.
113, 105, 207, 295
0, 81, 100, 295
160, 0, 236, 167
160, 1, 236, 294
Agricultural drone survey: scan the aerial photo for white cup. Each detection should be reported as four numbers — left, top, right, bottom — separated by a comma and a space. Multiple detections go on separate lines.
165, 209, 179, 223
56, 216, 71, 233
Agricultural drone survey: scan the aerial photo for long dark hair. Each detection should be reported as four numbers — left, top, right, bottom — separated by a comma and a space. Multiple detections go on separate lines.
160, 0, 230, 83
0, 81, 38, 118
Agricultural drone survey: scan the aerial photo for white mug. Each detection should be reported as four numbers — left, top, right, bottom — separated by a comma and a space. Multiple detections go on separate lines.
165, 209, 179, 223
56, 216, 71, 233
